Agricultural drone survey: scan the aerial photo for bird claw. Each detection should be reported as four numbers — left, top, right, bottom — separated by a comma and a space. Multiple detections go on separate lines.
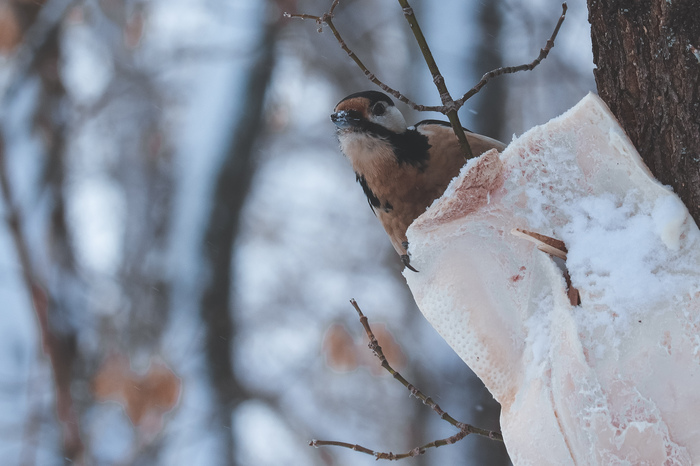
401, 255, 419, 273
400, 242, 418, 272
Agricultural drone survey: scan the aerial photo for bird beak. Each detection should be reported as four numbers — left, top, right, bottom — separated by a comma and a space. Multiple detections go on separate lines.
331, 110, 361, 129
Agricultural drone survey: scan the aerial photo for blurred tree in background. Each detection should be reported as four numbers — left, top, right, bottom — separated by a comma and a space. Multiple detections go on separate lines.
0, 0, 593, 465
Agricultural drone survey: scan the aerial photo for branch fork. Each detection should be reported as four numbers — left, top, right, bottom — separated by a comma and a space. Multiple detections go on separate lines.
287, 1, 568, 160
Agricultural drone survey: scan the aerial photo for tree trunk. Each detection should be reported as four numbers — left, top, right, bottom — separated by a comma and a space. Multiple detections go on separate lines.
587, 0, 700, 223
470, 2, 511, 465
198, 13, 278, 465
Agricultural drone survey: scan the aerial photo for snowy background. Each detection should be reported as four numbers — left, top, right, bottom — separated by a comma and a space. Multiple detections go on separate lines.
0, 0, 594, 465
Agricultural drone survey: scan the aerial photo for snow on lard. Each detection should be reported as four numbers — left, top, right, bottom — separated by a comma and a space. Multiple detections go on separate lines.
404, 93, 700, 465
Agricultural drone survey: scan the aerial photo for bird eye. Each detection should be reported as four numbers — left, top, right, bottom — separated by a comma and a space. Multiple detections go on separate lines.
371, 102, 386, 116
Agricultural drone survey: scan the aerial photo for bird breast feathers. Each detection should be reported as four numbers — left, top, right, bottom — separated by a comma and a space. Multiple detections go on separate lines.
339, 131, 397, 176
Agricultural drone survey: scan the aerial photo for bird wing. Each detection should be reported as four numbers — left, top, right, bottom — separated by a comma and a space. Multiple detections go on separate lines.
415, 120, 507, 153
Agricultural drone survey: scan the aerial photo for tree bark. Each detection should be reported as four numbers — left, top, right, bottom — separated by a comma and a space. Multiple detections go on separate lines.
587, 0, 700, 223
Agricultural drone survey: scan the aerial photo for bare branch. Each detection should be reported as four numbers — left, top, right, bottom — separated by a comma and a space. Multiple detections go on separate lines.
511, 228, 568, 260
285, 1, 567, 124
456, 3, 568, 107
0, 0, 74, 106
284, 4, 441, 112
287, 1, 567, 163
308, 299, 504, 460
349, 299, 503, 441
310, 430, 470, 461
395, 0, 473, 159
511, 229, 580, 306
328, 0, 341, 15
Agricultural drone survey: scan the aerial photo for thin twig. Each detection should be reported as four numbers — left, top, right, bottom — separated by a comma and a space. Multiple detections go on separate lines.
456, 3, 568, 106
310, 430, 470, 460
286, 1, 567, 162
286, 1, 473, 159
350, 299, 503, 441
308, 299, 503, 460
284, 5, 440, 111
511, 229, 580, 306
511, 228, 568, 260
0, 0, 74, 106
286, 1, 566, 116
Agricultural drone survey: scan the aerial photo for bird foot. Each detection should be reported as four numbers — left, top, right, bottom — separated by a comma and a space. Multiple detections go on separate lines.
401, 255, 419, 273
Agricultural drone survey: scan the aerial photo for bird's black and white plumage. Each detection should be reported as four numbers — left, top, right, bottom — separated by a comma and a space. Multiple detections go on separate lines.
331, 90, 506, 271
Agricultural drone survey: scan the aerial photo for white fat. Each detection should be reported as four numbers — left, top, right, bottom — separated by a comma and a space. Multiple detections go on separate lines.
404, 93, 700, 465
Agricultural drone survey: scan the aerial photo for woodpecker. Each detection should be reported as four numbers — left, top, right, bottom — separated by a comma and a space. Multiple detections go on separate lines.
331, 90, 506, 271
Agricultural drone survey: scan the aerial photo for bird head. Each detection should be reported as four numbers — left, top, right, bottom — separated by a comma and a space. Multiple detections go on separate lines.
331, 91, 408, 135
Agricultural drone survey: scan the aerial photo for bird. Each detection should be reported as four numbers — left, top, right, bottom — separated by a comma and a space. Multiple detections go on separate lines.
331, 90, 506, 272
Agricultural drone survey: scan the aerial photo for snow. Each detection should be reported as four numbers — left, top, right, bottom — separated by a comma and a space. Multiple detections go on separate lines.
404, 93, 700, 465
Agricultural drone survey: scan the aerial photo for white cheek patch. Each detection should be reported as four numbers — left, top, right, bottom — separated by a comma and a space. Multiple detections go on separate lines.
370, 107, 407, 134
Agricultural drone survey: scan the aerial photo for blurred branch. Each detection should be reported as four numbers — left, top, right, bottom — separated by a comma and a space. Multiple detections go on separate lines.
0, 0, 74, 106
0, 131, 84, 464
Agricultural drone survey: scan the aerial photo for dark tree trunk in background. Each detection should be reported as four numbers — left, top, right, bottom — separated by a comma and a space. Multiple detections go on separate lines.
33, 26, 84, 464
587, 0, 700, 223
469, 1, 511, 465
474, 0, 507, 143
198, 14, 278, 465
